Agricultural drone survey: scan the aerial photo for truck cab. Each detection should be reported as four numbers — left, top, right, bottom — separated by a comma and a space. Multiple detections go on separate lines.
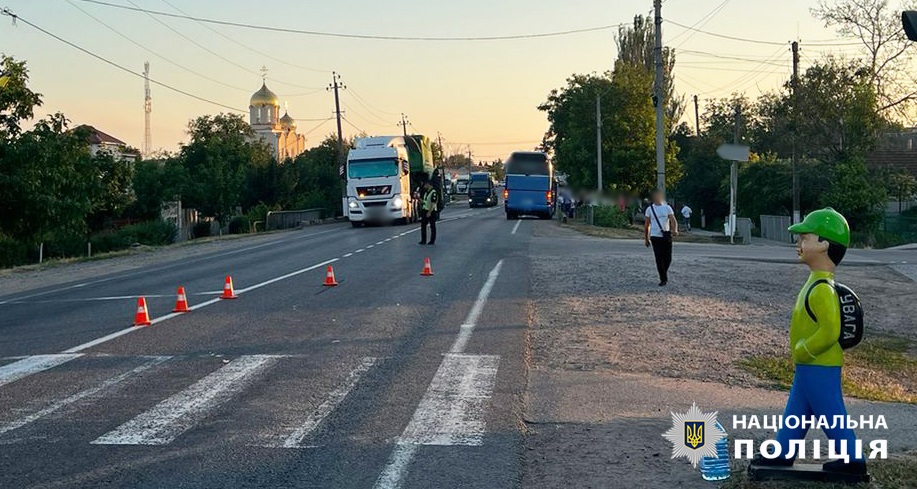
345, 137, 417, 226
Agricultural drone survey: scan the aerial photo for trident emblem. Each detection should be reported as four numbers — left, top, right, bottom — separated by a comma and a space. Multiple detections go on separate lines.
685, 421, 705, 449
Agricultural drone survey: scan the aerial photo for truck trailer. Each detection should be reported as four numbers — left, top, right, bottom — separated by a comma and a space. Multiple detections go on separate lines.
345, 135, 433, 227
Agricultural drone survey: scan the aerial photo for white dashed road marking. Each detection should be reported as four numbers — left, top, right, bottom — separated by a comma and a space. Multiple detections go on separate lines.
373, 260, 504, 489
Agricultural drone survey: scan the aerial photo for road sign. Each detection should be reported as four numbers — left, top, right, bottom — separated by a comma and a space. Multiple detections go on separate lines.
716, 143, 750, 162
904, 11, 917, 41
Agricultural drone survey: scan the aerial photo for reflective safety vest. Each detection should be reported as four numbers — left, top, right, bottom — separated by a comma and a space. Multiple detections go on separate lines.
423, 188, 438, 212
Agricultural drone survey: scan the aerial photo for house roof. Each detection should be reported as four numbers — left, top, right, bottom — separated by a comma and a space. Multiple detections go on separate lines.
75, 125, 127, 146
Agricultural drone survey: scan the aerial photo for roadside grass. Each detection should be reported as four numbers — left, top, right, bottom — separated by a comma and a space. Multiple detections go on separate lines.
720, 453, 917, 489
741, 336, 917, 405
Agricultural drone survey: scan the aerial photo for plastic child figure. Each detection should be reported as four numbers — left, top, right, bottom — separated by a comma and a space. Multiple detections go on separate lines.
750, 208, 867, 476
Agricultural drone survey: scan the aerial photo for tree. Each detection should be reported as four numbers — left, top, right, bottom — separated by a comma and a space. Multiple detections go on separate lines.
615, 15, 685, 131
88, 151, 134, 230
286, 135, 344, 215
176, 113, 272, 223
820, 157, 887, 236
0, 56, 42, 138
885, 170, 917, 212
0, 114, 94, 244
812, 0, 917, 117
539, 68, 680, 193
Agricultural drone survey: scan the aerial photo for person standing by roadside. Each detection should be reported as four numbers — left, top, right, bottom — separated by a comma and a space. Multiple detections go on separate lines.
644, 190, 679, 286
419, 181, 438, 245
681, 203, 693, 232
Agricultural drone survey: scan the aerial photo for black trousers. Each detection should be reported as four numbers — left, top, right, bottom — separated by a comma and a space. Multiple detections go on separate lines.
650, 236, 673, 282
420, 211, 437, 243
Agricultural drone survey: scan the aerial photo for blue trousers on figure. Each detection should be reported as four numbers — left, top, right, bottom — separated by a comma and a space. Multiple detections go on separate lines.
775, 364, 863, 461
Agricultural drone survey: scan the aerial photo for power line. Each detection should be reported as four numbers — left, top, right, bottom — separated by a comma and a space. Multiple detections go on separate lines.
79, 0, 625, 41
64, 0, 251, 93
159, 0, 329, 74
668, 19, 859, 47
82, 0, 323, 91
0, 8, 244, 112
341, 115, 365, 135
300, 117, 334, 137
669, 0, 732, 47
678, 49, 786, 66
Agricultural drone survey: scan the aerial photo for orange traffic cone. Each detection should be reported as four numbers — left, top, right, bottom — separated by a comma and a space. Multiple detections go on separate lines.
323, 265, 338, 286
420, 257, 434, 276
220, 276, 237, 299
134, 297, 151, 326
172, 286, 190, 313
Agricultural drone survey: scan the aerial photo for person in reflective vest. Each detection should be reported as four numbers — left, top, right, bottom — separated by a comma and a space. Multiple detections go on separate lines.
419, 181, 438, 245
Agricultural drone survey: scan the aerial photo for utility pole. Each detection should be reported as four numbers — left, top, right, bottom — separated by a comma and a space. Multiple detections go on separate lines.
653, 0, 666, 192
730, 104, 741, 244
596, 92, 603, 193
467, 147, 473, 175
398, 113, 409, 137
693, 94, 700, 137
329, 72, 346, 207
791, 41, 801, 224
143, 61, 152, 159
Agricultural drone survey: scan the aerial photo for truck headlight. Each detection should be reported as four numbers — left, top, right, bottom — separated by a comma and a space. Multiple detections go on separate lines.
348, 198, 358, 209
392, 196, 403, 209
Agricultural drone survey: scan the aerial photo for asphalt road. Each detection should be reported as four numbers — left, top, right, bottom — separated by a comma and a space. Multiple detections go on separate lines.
0, 203, 530, 489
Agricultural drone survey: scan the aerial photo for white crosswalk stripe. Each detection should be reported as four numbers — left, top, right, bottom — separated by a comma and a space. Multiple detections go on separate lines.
268, 356, 379, 449
0, 354, 82, 388
0, 356, 170, 437
92, 355, 279, 446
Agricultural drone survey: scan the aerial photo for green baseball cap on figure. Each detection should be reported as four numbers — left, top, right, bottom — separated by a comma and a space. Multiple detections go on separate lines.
787, 207, 851, 247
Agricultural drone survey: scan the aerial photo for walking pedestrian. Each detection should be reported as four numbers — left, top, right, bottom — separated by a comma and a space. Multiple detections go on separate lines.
681, 203, 693, 232
644, 190, 679, 286
419, 181, 438, 245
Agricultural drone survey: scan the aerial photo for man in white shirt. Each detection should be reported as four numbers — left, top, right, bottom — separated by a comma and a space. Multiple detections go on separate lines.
681, 204, 693, 232
644, 190, 679, 286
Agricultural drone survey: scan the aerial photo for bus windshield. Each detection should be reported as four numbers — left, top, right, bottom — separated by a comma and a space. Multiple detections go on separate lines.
505, 153, 549, 176
348, 158, 399, 179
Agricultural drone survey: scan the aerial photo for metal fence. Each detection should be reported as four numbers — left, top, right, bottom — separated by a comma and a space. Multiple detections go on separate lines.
883, 215, 917, 243
266, 209, 325, 230
760, 215, 794, 244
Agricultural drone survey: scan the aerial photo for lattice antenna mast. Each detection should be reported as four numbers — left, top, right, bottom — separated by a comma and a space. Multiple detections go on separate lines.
143, 61, 152, 158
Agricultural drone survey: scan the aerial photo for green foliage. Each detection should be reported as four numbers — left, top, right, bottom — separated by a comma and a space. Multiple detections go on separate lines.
593, 205, 630, 228
0, 233, 29, 268
176, 113, 271, 223
192, 221, 211, 239
228, 216, 250, 235
0, 55, 43, 138
819, 157, 887, 235
539, 69, 680, 194
614, 15, 684, 130
0, 113, 95, 245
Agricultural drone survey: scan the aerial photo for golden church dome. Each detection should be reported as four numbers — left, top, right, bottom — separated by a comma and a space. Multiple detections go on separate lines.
250, 82, 279, 107
280, 112, 295, 128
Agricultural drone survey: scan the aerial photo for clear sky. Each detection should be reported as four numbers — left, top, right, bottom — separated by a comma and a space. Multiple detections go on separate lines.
0, 0, 863, 160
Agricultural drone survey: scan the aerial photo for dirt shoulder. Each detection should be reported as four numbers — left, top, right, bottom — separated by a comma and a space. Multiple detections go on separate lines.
522, 221, 917, 488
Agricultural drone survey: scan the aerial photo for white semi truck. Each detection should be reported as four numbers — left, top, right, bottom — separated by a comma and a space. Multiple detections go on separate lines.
344, 135, 434, 227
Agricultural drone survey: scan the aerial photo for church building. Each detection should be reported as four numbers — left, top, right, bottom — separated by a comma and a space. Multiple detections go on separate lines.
249, 82, 306, 161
